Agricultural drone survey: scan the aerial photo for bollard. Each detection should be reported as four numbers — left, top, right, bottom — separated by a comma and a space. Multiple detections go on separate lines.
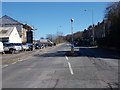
71, 45, 74, 53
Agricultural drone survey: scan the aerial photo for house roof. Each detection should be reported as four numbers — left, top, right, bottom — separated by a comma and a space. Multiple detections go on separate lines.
0, 15, 36, 30
0, 15, 22, 25
0, 27, 15, 38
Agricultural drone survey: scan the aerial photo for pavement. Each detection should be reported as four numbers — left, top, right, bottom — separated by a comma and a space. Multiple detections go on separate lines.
2, 43, 120, 89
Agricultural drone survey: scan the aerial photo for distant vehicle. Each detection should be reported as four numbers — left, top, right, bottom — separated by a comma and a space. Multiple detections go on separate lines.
74, 42, 80, 46
35, 43, 44, 49
48, 42, 54, 47
3, 42, 22, 54
53, 43, 56, 46
0, 42, 4, 53
26, 43, 33, 51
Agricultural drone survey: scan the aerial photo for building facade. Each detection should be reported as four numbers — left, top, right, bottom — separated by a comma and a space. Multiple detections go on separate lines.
0, 27, 21, 43
0, 15, 36, 43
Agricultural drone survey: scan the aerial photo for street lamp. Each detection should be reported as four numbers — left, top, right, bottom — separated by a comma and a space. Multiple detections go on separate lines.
70, 18, 74, 44
92, 9, 95, 45
70, 18, 74, 53
84, 9, 95, 45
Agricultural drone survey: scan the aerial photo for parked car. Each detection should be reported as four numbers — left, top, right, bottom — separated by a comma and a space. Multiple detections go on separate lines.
22, 44, 30, 51
35, 43, 43, 49
14, 43, 23, 50
26, 43, 33, 51
3, 42, 22, 54
53, 43, 56, 46
48, 42, 54, 47
0, 42, 4, 54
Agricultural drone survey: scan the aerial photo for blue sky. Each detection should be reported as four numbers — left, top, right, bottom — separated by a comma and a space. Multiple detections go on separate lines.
2, 2, 110, 40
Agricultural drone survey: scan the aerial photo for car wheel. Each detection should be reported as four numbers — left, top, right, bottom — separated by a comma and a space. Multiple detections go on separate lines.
9, 49, 15, 54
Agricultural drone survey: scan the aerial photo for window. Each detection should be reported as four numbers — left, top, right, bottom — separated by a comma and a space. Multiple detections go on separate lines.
0, 30, 8, 34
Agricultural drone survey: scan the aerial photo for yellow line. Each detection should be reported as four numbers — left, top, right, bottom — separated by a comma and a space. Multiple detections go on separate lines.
1, 56, 35, 65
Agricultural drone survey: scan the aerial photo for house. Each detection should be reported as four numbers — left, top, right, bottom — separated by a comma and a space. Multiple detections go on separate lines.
82, 25, 93, 41
0, 27, 21, 43
0, 15, 36, 43
94, 20, 111, 39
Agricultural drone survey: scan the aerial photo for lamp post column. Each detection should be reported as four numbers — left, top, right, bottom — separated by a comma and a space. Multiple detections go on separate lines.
71, 19, 74, 44
92, 9, 95, 46
70, 19, 74, 53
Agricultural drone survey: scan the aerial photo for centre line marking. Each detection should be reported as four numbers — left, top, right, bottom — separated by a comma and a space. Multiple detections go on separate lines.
65, 56, 69, 60
65, 56, 74, 75
12, 62, 16, 64
68, 62, 74, 75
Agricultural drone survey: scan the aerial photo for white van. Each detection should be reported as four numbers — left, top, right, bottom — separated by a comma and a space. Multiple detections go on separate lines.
0, 42, 4, 53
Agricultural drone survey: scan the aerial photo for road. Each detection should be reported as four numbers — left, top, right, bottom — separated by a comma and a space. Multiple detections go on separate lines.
2, 43, 119, 89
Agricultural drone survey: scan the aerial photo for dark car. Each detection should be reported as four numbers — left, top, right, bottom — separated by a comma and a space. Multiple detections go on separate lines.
35, 43, 44, 49
35, 43, 42, 49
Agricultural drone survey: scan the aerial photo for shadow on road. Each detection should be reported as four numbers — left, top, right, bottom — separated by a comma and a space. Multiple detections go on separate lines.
34, 47, 120, 59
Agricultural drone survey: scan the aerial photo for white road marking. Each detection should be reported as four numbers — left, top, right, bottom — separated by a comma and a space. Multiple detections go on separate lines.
68, 62, 74, 75
34, 86, 37, 88
65, 56, 74, 75
2, 65, 8, 68
65, 56, 69, 60
12, 62, 16, 64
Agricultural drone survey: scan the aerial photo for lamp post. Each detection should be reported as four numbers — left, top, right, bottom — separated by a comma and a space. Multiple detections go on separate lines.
84, 9, 94, 45
70, 18, 74, 53
70, 19, 74, 44
92, 9, 95, 45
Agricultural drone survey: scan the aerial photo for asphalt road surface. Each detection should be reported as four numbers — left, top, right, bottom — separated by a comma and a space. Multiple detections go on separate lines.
2, 43, 119, 89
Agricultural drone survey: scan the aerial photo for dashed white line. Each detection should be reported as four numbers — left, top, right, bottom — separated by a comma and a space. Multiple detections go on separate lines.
12, 62, 16, 64
65, 56, 69, 60
68, 62, 74, 75
65, 56, 74, 75
34, 86, 37, 88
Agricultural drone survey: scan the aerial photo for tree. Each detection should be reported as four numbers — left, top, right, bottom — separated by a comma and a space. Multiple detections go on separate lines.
104, 2, 120, 48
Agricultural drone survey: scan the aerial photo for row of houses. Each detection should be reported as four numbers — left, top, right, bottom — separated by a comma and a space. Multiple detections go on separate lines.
82, 19, 111, 45
0, 15, 36, 43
